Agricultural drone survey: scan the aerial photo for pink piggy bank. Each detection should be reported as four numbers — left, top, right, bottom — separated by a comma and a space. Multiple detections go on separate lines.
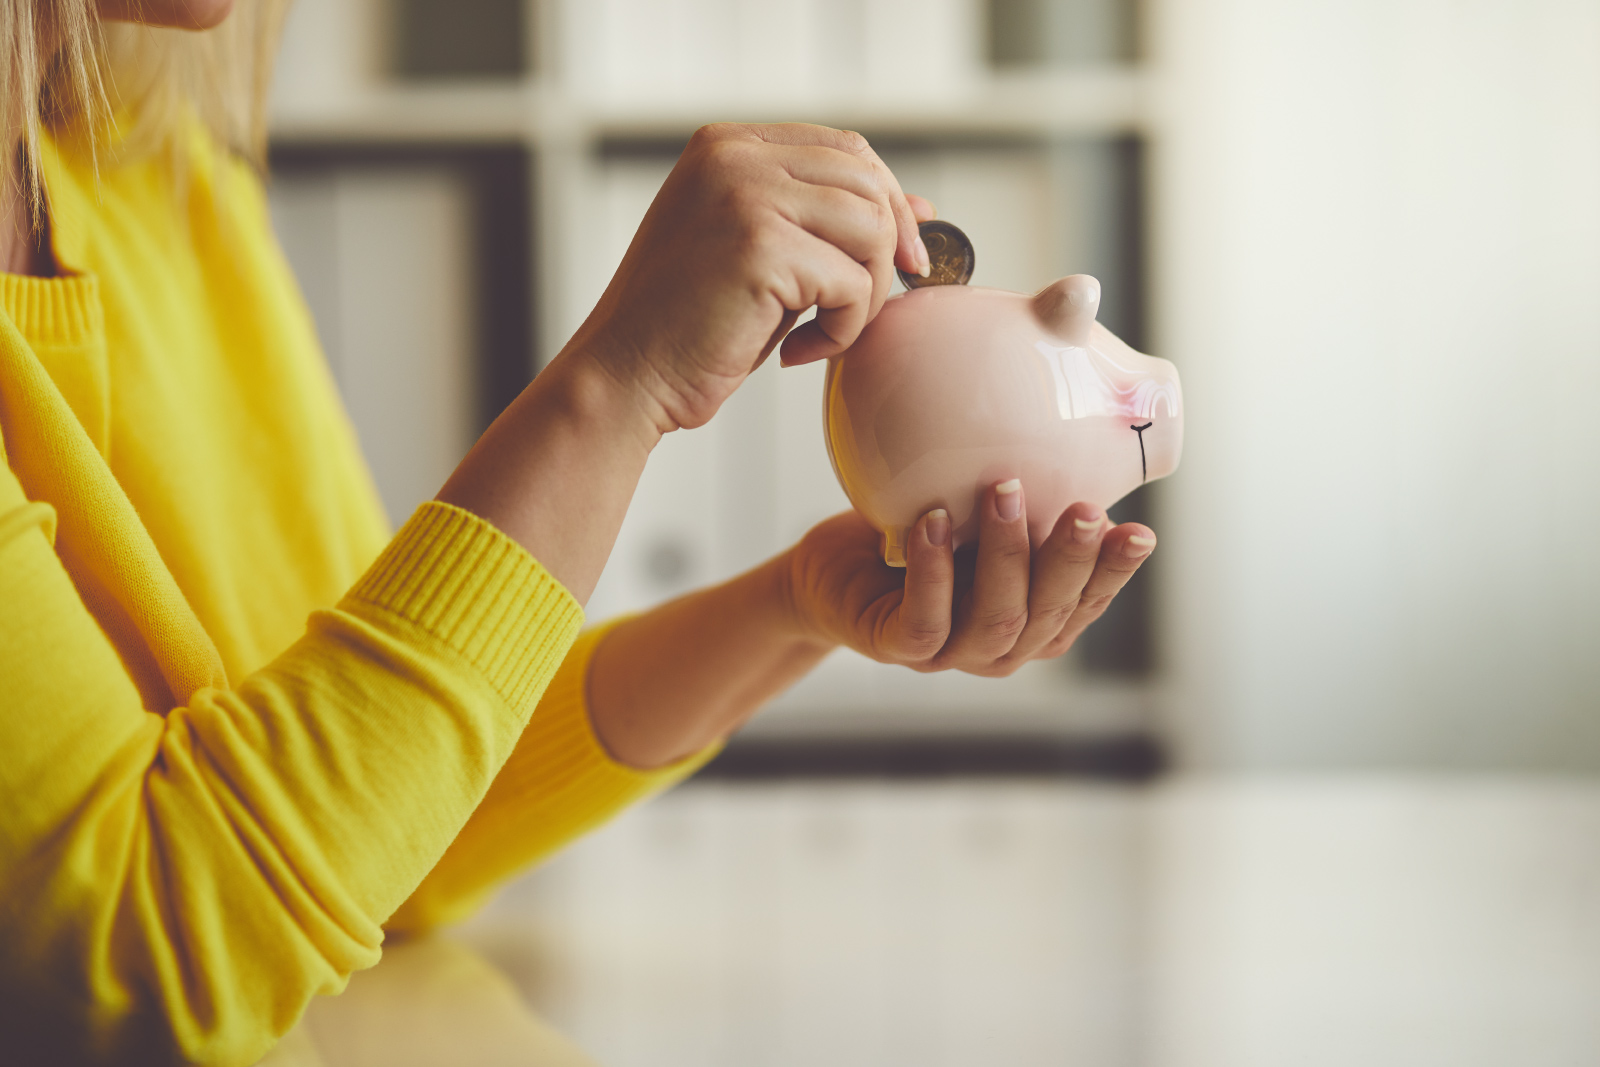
822, 275, 1183, 566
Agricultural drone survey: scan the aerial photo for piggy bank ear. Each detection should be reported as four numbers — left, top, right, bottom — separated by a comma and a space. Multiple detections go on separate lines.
1032, 275, 1101, 347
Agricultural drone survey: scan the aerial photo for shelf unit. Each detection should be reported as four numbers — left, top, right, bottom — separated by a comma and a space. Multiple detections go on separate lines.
267, 0, 1162, 744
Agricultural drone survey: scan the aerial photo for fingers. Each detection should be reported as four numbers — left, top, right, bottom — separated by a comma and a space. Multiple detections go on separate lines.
937, 480, 1033, 669
778, 179, 897, 328
1038, 522, 1156, 658
925, 494, 1155, 671
596, 120, 932, 430
751, 307, 800, 372
906, 194, 937, 222
768, 232, 876, 362
884, 508, 955, 661
867, 153, 927, 280
1000, 502, 1107, 664
686, 125, 929, 366
793, 495, 1152, 675
776, 144, 898, 213
746, 123, 929, 282
780, 179, 893, 264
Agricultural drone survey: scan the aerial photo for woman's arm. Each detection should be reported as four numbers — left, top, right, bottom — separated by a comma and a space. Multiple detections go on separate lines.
435, 349, 662, 606
587, 555, 832, 767
362, 124, 938, 935
439, 122, 928, 603
0, 122, 927, 1062
382, 556, 834, 934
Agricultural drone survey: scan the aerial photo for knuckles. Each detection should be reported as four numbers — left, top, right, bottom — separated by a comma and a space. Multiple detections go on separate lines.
1049, 539, 1104, 565
684, 132, 767, 193
1073, 593, 1114, 624
1039, 635, 1076, 659
896, 627, 949, 661
975, 606, 1030, 643
688, 122, 746, 149
863, 196, 896, 238
680, 124, 899, 277
694, 141, 762, 192
835, 128, 871, 154
932, 656, 1022, 679
1031, 599, 1079, 632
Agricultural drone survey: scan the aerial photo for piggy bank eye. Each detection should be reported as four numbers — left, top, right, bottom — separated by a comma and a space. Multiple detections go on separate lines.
1131, 421, 1153, 482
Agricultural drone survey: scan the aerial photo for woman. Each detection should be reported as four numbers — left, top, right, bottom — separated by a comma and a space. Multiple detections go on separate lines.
0, 0, 1157, 1062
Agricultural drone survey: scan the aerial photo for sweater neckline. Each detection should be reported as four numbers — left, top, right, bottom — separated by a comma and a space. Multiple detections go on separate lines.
0, 271, 102, 347
1, 132, 100, 349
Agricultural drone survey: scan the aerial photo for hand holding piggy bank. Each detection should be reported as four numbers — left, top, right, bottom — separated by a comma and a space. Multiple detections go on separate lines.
823, 274, 1183, 565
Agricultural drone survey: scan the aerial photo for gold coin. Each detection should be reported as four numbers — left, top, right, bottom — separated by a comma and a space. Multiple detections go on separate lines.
899, 220, 975, 290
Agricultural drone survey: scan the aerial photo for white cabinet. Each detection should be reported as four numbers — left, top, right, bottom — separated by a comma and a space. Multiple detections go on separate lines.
270, 166, 479, 527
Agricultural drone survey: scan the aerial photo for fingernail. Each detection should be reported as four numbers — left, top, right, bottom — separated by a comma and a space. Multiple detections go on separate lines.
995, 479, 1022, 522
924, 508, 950, 547
1124, 534, 1156, 557
1071, 514, 1103, 543
915, 236, 931, 276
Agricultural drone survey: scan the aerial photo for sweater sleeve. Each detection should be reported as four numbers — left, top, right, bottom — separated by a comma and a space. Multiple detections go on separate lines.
386, 619, 722, 935
0, 490, 583, 1067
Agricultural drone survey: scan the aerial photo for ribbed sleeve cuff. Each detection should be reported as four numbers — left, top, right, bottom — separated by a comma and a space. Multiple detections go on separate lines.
341, 501, 585, 717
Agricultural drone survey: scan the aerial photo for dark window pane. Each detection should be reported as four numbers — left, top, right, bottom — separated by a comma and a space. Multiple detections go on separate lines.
987, 0, 1140, 67
391, 0, 527, 80
269, 143, 536, 434
1075, 481, 1157, 676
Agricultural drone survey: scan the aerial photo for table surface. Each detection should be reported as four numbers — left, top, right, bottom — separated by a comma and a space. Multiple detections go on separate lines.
261, 775, 1600, 1067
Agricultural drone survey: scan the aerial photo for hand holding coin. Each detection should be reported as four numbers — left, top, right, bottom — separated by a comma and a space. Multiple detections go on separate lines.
569, 122, 929, 429
898, 220, 975, 290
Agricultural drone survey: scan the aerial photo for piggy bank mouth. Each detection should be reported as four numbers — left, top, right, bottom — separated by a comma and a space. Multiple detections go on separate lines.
1131, 421, 1154, 482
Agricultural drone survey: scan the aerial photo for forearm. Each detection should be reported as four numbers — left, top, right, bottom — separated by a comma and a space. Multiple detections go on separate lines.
0, 491, 583, 1063
588, 551, 834, 768
436, 345, 664, 606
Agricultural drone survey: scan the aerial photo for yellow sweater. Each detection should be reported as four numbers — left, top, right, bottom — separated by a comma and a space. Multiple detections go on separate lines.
0, 130, 708, 1065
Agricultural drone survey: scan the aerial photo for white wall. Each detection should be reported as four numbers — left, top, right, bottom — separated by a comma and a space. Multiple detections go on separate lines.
1151, 0, 1600, 769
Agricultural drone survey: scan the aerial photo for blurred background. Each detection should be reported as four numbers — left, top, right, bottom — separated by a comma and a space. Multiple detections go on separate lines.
264, 0, 1600, 1064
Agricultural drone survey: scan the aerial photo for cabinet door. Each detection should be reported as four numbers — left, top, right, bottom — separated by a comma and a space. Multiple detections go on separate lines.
271, 165, 479, 528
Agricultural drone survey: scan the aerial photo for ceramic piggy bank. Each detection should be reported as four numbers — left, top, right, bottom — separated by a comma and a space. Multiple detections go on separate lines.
822, 275, 1183, 566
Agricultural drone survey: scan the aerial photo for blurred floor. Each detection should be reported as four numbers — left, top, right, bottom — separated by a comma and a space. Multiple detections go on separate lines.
275, 776, 1600, 1066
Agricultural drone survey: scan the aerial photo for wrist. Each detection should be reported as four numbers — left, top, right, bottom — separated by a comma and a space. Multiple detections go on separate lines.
433, 335, 669, 603
588, 552, 836, 770
547, 339, 673, 447
762, 547, 835, 653
561, 313, 696, 436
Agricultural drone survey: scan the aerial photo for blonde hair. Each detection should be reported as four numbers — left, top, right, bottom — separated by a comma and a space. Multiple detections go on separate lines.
3, 0, 290, 214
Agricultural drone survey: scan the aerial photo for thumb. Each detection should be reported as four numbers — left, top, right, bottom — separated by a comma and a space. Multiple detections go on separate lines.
778, 319, 840, 366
